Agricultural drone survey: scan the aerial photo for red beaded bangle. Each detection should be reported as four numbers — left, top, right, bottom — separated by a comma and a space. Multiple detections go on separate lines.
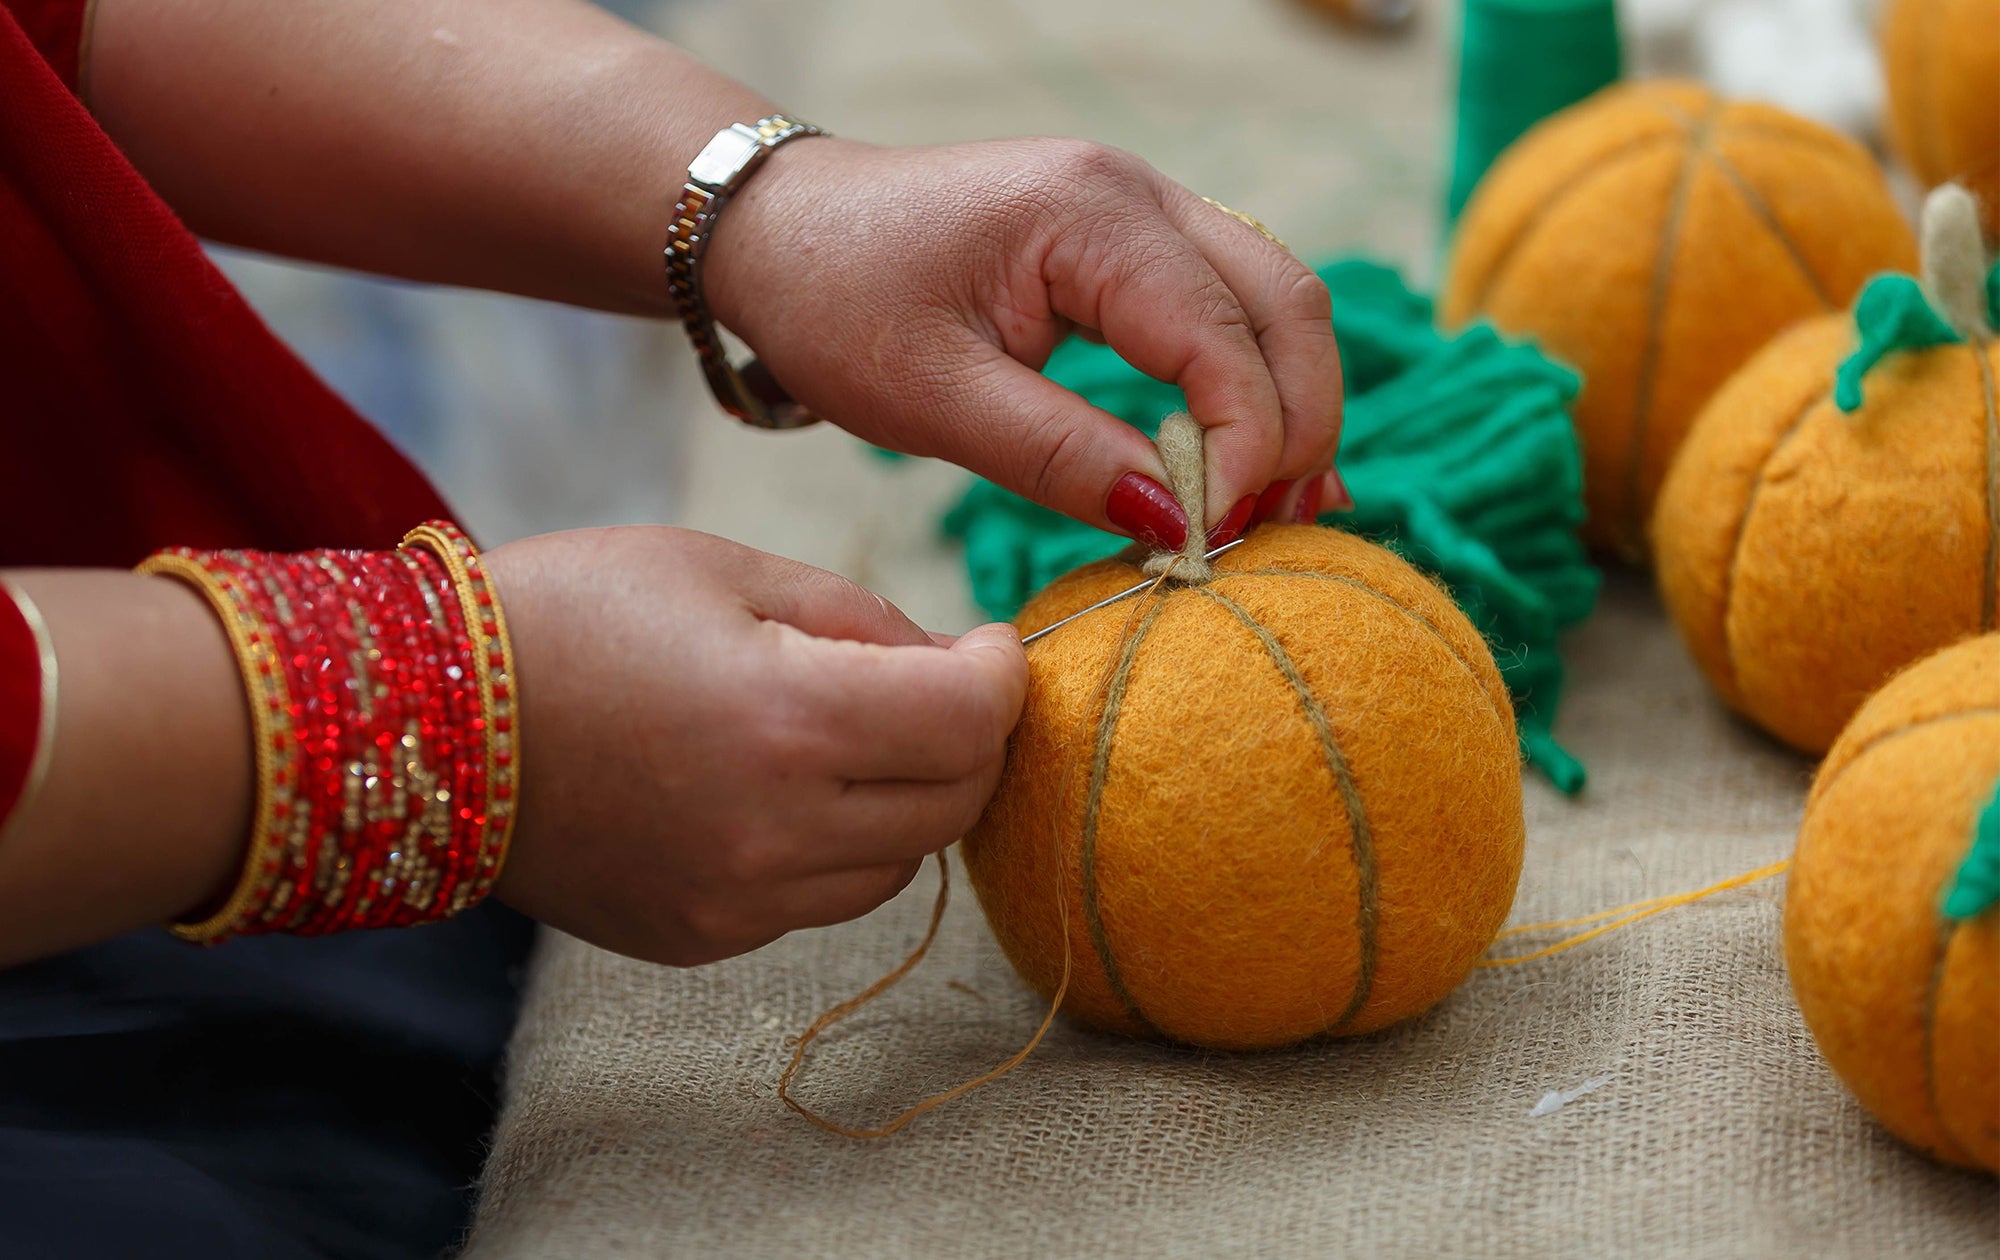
138, 522, 519, 943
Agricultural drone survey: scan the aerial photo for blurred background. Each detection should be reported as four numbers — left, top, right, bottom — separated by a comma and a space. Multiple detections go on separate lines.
213, 0, 1891, 632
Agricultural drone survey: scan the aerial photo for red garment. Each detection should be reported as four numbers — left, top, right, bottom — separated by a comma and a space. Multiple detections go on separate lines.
0, 0, 452, 823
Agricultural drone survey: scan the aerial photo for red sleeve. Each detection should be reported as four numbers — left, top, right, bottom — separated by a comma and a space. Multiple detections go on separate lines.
2, 0, 86, 92
0, 586, 46, 830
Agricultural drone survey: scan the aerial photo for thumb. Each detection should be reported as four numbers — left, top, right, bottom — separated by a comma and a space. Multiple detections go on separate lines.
945, 621, 1029, 729
744, 552, 932, 648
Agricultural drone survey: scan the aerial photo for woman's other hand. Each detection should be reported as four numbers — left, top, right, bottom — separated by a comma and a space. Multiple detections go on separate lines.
483, 527, 1026, 966
701, 137, 1348, 547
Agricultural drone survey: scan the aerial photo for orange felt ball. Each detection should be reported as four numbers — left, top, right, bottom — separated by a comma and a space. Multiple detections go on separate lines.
1785, 634, 2000, 1172
959, 526, 1526, 1051
1439, 80, 1916, 561
1650, 313, 2000, 754
1882, 0, 2000, 242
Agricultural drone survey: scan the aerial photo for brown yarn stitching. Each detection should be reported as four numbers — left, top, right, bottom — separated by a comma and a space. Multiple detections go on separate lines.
1192, 586, 1380, 1032
1216, 569, 1512, 727
1698, 142, 1835, 309
1719, 123, 1882, 180
1619, 100, 1722, 559
777, 852, 1076, 1138
1463, 133, 1685, 314
1974, 345, 1998, 629
1919, 918, 1976, 1165
1716, 387, 1836, 697
1077, 593, 1175, 1035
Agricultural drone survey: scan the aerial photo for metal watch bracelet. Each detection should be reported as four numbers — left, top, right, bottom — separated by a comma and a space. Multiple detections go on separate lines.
663, 114, 827, 430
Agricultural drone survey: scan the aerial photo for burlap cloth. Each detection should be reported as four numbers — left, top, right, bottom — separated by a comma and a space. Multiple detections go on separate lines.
464, 573, 1999, 1257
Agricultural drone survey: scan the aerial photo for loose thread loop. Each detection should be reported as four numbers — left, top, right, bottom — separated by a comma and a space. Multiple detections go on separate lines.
776, 559, 1191, 1138
777, 853, 1076, 1139
1478, 858, 1791, 968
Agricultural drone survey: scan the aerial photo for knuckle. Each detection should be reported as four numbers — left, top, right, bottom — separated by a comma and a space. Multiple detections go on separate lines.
1041, 138, 1142, 191
1278, 264, 1334, 324
1023, 417, 1085, 511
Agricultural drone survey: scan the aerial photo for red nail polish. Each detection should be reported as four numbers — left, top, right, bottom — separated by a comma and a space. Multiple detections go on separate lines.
1292, 476, 1326, 523
1325, 467, 1356, 513
1106, 472, 1188, 551
1249, 479, 1294, 528
1207, 494, 1258, 547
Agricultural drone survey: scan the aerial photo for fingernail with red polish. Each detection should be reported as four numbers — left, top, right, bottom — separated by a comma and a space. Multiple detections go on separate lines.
1106, 472, 1188, 551
1325, 467, 1356, 513
1207, 494, 1257, 547
1249, 479, 1294, 528
1292, 476, 1326, 523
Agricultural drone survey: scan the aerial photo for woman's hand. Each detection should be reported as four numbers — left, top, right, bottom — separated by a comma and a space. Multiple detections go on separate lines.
484, 527, 1026, 967
702, 137, 1348, 549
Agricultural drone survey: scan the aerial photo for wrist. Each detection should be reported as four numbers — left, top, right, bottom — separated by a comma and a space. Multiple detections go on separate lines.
696, 132, 861, 340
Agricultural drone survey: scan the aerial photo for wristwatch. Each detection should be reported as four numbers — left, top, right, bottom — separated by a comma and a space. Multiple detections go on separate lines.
663, 114, 828, 430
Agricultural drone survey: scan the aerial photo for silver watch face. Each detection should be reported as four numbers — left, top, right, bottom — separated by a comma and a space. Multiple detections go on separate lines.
688, 127, 764, 189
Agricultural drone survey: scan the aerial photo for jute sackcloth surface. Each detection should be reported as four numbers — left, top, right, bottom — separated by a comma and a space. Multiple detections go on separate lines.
464, 574, 2000, 1257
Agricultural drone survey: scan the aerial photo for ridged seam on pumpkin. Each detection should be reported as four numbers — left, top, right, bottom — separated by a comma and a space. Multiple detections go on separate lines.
1460, 132, 1686, 315
1695, 137, 1836, 309
1716, 387, 1836, 701
1814, 707, 2000, 803
1217, 568, 1512, 730
1720, 123, 1883, 182
1192, 585, 1381, 1032
1074, 595, 1171, 1036
1619, 102, 1723, 556
1974, 343, 1997, 629
1920, 918, 1977, 1165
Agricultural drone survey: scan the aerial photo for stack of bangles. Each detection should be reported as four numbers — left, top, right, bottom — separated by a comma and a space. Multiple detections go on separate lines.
138, 521, 519, 944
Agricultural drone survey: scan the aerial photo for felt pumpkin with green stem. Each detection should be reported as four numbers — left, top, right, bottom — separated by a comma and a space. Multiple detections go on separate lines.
1652, 184, 1999, 754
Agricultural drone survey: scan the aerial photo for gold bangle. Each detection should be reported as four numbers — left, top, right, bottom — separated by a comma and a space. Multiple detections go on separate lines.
0, 578, 61, 843
400, 523, 520, 910
137, 553, 302, 944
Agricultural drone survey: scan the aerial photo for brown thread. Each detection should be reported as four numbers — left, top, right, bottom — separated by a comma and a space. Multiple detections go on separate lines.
1719, 123, 1882, 180
1716, 388, 1836, 697
1698, 142, 1835, 309
1920, 918, 1975, 1165
778, 563, 1184, 1135
777, 851, 1075, 1139
1463, 133, 1685, 314
1192, 586, 1380, 1030
1077, 590, 1176, 1034
1974, 345, 1998, 629
1216, 569, 1512, 726
1619, 101, 1722, 558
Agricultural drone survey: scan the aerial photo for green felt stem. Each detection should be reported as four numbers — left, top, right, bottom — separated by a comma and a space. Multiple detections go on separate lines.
1943, 775, 2000, 921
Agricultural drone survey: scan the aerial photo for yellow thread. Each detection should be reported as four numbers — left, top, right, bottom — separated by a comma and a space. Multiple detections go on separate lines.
1479, 858, 1790, 968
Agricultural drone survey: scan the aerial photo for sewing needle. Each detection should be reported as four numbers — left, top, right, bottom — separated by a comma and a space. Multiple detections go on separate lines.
1018, 537, 1248, 647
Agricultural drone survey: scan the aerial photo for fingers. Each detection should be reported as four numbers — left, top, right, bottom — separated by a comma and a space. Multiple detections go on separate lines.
901, 338, 1181, 544
1164, 188, 1345, 496
1043, 212, 1288, 528
775, 619, 1027, 783
738, 548, 933, 648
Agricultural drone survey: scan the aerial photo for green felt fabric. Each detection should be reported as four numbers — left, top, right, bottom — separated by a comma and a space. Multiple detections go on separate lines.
1836, 262, 2000, 412
942, 259, 1600, 793
1944, 776, 2000, 921
1445, 0, 1622, 226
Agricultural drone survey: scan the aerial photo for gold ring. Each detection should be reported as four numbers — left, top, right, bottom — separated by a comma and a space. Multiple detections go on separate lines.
1201, 197, 1287, 250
